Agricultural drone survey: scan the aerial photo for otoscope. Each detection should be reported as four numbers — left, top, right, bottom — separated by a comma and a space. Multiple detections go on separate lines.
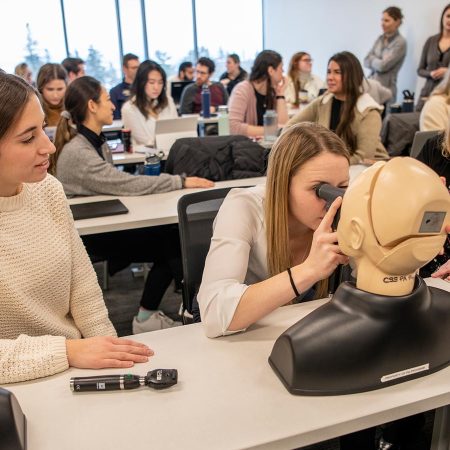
315, 183, 348, 295
70, 369, 178, 393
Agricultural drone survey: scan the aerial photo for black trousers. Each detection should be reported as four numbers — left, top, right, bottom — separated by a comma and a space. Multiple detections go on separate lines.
82, 225, 182, 311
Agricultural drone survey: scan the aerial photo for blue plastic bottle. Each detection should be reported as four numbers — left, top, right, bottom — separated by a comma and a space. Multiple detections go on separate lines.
201, 84, 211, 118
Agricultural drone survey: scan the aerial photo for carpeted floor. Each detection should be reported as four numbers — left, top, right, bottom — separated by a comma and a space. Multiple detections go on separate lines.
94, 263, 434, 450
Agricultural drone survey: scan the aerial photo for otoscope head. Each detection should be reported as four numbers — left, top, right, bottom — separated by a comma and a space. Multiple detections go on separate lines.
146, 369, 178, 389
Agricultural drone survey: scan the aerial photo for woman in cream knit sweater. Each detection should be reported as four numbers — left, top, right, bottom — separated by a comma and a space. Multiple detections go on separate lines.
0, 71, 153, 384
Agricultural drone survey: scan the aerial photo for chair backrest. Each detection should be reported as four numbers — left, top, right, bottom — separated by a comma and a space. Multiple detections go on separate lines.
177, 187, 234, 315
410, 130, 441, 158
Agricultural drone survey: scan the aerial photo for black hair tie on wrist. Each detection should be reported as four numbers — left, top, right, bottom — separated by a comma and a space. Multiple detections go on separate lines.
287, 267, 300, 297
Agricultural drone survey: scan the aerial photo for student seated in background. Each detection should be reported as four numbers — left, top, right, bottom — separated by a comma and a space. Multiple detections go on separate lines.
179, 57, 228, 115
285, 51, 324, 107
14, 62, 34, 85
122, 60, 178, 147
287, 51, 389, 164
110, 53, 140, 120
61, 57, 86, 83
219, 53, 248, 95
36, 63, 68, 126
0, 71, 153, 384
168, 61, 194, 84
51, 76, 212, 332
228, 49, 288, 137
420, 69, 450, 131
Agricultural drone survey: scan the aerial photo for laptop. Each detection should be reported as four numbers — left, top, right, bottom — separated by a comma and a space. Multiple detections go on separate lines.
70, 199, 129, 221
154, 116, 198, 152
170, 80, 194, 104
410, 130, 441, 158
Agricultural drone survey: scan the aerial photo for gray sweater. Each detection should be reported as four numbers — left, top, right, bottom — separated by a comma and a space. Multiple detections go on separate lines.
364, 30, 407, 102
56, 134, 182, 197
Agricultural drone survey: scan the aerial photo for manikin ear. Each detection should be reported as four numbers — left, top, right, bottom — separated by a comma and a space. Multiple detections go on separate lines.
349, 218, 365, 250
87, 99, 97, 114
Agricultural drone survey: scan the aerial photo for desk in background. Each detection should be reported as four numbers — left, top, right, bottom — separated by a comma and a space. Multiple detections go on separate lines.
4, 278, 450, 450
69, 177, 266, 235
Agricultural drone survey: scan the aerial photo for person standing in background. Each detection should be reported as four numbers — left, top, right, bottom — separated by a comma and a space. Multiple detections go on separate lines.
364, 6, 406, 104
416, 4, 450, 111
219, 54, 248, 95
36, 63, 68, 127
61, 57, 86, 83
110, 53, 140, 120
285, 52, 324, 107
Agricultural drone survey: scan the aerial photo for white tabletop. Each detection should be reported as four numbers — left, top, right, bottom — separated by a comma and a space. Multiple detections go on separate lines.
69, 177, 266, 235
4, 278, 450, 450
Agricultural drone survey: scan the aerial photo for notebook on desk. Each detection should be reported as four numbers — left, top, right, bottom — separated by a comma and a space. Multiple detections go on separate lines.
70, 200, 129, 220
154, 116, 198, 152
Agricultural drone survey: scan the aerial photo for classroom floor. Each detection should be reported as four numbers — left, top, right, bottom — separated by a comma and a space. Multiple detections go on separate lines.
94, 263, 435, 450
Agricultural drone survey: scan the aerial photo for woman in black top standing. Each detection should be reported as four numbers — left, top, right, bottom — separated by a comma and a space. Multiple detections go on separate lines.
417, 4, 450, 111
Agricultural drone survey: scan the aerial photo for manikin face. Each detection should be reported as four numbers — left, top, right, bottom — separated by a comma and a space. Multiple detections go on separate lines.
42, 79, 66, 106
381, 12, 400, 34
88, 87, 115, 126
145, 70, 164, 100
327, 60, 344, 97
288, 151, 349, 232
297, 54, 312, 74
0, 95, 55, 196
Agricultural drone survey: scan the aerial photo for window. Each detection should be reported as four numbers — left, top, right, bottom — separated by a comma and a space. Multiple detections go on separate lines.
145, 0, 195, 78
195, 0, 263, 79
0, 0, 66, 78
119, 0, 146, 60
63, 0, 121, 89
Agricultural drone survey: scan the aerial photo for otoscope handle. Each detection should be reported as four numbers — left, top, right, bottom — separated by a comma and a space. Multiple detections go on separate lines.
70, 374, 143, 392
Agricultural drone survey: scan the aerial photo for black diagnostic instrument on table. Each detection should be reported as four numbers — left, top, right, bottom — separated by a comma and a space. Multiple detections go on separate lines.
70, 369, 178, 392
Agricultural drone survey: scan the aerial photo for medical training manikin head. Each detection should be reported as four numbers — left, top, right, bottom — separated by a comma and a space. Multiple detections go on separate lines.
337, 157, 450, 296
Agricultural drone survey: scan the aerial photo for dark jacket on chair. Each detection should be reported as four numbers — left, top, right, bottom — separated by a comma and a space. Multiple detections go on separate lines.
165, 135, 268, 181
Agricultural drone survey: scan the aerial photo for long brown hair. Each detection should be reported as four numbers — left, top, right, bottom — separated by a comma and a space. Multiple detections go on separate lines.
288, 52, 309, 107
50, 76, 102, 174
440, 4, 450, 38
0, 71, 37, 141
328, 51, 364, 154
130, 60, 168, 119
265, 122, 350, 299
249, 50, 282, 110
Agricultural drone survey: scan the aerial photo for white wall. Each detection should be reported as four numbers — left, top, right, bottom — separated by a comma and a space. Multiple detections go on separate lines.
263, 0, 445, 102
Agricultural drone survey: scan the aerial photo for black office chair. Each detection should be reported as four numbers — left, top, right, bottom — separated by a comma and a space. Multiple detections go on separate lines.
177, 187, 235, 323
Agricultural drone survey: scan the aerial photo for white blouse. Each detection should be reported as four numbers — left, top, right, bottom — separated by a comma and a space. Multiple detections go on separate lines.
197, 184, 269, 338
121, 97, 178, 146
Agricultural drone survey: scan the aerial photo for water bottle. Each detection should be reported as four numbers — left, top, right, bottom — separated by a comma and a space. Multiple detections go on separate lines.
201, 84, 211, 118
218, 105, 230, 136
143, 153, 161, 176
263, 110, 278, 142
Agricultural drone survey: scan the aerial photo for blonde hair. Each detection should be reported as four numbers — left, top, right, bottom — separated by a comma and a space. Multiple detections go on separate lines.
265, 122, 350, 299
